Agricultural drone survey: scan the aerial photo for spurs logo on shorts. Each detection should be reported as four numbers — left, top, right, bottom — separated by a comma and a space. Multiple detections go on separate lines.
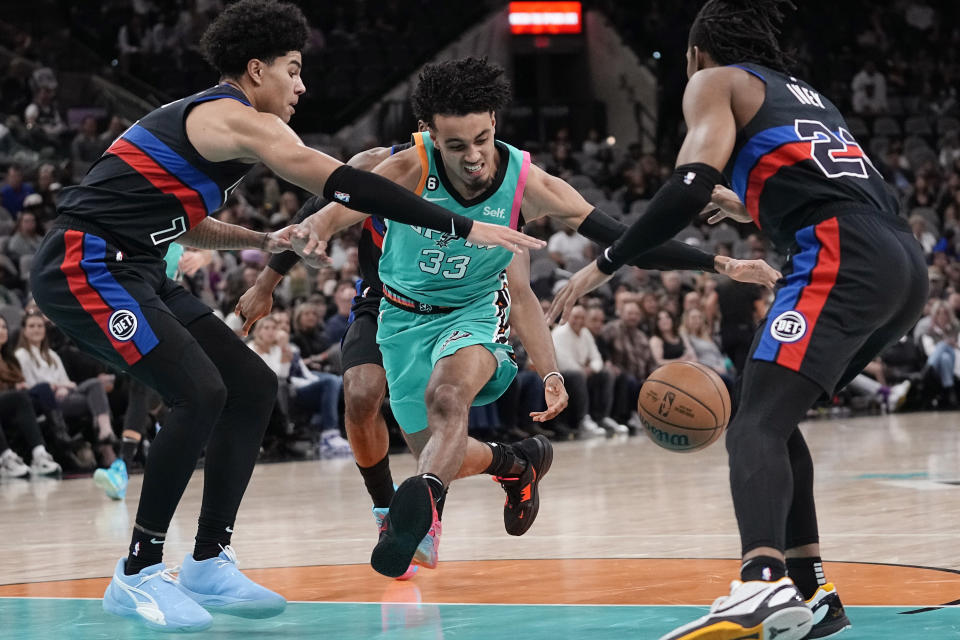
108, 309, 138, 341
770, 310, 807, 343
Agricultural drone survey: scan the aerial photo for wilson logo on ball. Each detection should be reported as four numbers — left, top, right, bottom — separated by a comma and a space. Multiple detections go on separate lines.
108, 310, 137, 341
770, 310, 807, 343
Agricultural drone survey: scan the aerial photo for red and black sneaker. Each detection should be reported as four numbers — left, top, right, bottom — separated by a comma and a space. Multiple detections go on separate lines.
371, 477, 438, 578
494, 435, 553, 536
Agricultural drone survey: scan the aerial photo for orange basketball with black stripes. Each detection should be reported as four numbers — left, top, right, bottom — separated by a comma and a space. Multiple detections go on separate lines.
637, 361, 730, 452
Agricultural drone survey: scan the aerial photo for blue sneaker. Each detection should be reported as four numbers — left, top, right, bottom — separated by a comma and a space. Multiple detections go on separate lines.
102, 558, 212, 632
177, 545, 286, 618
93, 459, 128, 500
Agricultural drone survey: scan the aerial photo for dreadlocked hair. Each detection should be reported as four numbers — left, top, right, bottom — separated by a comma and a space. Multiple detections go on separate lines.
411, 57, 511, 127
689, 0, 796, 73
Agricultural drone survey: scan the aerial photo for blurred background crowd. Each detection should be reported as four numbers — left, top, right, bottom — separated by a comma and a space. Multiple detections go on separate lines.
0, 0, 958, 483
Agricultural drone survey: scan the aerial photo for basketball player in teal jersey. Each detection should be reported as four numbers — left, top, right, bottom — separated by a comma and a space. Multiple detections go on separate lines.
294, 58, 781, 578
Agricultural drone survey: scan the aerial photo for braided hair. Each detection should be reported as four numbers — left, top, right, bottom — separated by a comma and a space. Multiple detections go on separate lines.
688, 0, 796, 73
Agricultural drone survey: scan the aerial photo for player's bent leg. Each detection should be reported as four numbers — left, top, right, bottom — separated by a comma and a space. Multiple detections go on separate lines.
344, 364, 390, 468
371, 346, 495, 578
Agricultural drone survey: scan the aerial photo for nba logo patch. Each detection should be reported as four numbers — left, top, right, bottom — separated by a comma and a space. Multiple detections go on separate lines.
770, 310, 807, 343
333, 191, 351, 203
108, 310, 138, 342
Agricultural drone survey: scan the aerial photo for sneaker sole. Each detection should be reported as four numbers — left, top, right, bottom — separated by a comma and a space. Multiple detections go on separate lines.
371, 480, 435, 578
806, 617, 851, 639
103, 588, 212, 632
508, 435, 553, 536
93, 470, 125, 500
663, 607, 813, 640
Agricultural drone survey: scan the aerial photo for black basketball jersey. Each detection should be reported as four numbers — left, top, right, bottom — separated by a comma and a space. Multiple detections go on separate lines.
57, 84, 255, 258
723, 63, 900, 251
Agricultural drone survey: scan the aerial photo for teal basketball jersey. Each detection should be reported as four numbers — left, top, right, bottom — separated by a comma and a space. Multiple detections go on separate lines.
378, 131, 531, 307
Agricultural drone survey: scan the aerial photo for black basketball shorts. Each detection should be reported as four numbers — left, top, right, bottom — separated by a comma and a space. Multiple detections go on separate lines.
30, 227, 212, 372
340, 294, 384, 373
749, 212, 927, 394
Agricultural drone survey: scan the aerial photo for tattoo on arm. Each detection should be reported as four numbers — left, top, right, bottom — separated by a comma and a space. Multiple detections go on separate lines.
178, 217, 267, 250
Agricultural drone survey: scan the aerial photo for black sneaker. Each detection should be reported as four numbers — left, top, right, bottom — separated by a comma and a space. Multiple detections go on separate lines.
805, 583, 852, 638
371, 477, 438, 578
494, 435, 553, 536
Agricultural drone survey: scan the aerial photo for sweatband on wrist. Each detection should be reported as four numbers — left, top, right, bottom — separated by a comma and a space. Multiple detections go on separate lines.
543, 371, 565, 386
323, 164, 475, 238
603, 162, 723, 272
579, 208, 716, 273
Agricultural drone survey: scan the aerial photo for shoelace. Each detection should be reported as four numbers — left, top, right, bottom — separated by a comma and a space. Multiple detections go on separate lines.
137, 565, 181, 589
216, 544, 239, 569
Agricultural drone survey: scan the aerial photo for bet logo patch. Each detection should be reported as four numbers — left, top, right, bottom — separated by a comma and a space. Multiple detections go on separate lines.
770, 310, 806, 343
108, 309, 138, 342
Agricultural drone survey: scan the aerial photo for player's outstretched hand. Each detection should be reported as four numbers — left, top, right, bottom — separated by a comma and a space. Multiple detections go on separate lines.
290, 223, 331, 269
466, 221, 546, 253
715, 255, 782, 289
703, 184, 753, 225
531, 375, 568, 422
547, 261, 613, 325
264, 225, 297, 253
235, 282, 275, 337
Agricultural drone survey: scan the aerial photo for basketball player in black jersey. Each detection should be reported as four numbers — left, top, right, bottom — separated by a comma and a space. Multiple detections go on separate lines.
551, 2, 927, 639
29, 0, 543, 632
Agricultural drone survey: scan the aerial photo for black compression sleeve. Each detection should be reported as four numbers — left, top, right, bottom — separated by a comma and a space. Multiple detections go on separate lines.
267, 195, 326, 275
578, 208, 716, 272
596, 163, 722, 274
323, 164, 475, 238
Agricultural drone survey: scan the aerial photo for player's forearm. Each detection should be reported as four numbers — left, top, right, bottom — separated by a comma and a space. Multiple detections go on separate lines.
321, 165, 475, 237
597, 164, 722, 274
509, 287, 560, 377
577, 207, 715, 272
178, 217, 267, 250
255, 266, 284, 291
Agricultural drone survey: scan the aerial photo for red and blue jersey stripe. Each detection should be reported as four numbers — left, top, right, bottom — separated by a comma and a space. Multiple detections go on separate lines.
753, 218, 841, 371
363, 215, 386, 249
59, 230, 159, 366
107, 123, 222, 229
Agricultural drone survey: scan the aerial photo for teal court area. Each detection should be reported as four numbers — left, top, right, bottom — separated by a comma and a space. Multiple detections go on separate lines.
2, 599, 958, 640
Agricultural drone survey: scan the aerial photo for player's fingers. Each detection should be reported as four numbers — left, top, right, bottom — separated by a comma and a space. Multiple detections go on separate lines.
707, 211, 726, 225
501, 229, 545, 251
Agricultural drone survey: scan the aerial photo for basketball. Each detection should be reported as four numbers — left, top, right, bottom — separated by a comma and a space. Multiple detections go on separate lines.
637, 362, 731, 452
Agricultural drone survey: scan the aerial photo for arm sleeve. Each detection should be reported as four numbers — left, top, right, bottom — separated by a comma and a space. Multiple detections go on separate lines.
323, 165, 475, 238
577, 206, 715, 272
595, 163, 722, 274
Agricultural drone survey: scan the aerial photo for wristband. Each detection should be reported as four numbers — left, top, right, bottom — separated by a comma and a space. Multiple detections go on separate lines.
543, 371, 565, 386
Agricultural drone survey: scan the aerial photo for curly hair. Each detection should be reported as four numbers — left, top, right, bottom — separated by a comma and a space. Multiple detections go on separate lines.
688, 0, 796, 73
200, 0, 309, 77
411, 57, 511, 127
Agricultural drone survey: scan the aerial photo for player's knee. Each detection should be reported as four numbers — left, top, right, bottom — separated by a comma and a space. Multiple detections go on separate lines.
344, 375, 385, 423
426, 383, 468, 423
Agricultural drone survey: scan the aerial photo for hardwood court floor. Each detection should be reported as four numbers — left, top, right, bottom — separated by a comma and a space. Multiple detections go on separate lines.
1, 410, 959, 638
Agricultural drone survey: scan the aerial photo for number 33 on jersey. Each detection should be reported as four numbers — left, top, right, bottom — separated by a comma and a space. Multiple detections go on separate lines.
378, 131, 531, 308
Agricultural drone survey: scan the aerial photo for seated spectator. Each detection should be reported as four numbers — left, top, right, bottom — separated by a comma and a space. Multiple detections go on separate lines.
552, 304, 624, 436
71, 115, 107, 182
547, 227, 591, 269
918, 299, 958, 408
291, 300, 332, 370
0, 164, 33, 218
0, 315, 60, 478
6, 206, 42, 271
681, 307, 735, 391
602, 300, 658, 431
324, 281, 356, 346
14, 311, 121, 473
851, 60, 888, 115
24, 67, 67, 150
650, 310, 696, 366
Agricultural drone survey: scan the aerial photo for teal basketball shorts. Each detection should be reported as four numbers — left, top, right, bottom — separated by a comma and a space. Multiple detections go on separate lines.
376, 288, 517, 434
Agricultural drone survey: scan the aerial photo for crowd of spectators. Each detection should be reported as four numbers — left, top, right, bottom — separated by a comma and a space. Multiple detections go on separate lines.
2, 1, 960, 482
